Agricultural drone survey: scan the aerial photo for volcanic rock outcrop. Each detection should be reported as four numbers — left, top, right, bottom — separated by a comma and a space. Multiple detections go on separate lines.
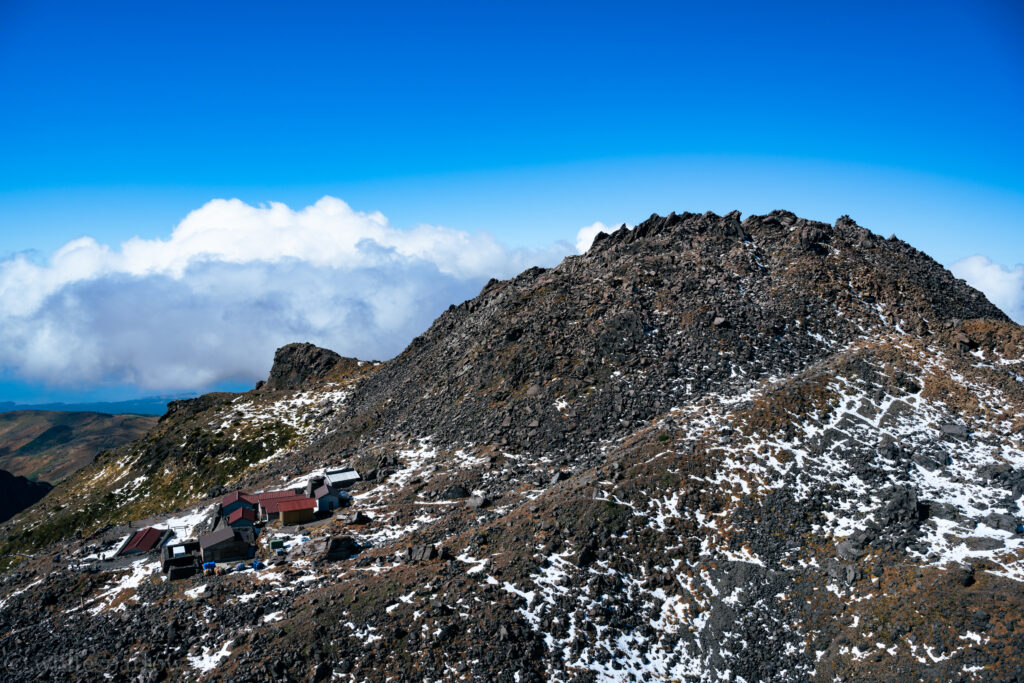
314, 210, 1002, 455
1, 210, 1022, 683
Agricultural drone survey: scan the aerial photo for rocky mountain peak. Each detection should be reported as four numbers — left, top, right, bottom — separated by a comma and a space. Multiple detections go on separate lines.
1, 210, 1022, 682
264, 342, 343, 390
315, 210, 1006, 455
263, 342, 369, 391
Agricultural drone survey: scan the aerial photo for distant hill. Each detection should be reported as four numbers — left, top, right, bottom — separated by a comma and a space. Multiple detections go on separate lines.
0, 469, 51, 524
0, 411, 158, 483
0, 396, 183, 416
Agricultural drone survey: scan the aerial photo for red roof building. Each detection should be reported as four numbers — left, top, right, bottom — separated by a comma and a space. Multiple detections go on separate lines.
261, 494, 312, 515
278, 497, 317, 526
256, 489, 302, 504
222, 490, 258, 517
120, 527, 170, 555
222, 491, 258, 507
226, 507, 257, 527
278, 498, 317, 512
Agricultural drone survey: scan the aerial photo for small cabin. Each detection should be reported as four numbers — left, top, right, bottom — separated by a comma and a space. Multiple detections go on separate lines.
278, 498, 316, 526
312, 483, 342, 513
200, 527, 256, 563
304, 476, 326, 498
256, 489, 302, 507
118, 527, 171, 556
161, 539, 200, 578
260, 493, 310, 522
325, 467, 361, 490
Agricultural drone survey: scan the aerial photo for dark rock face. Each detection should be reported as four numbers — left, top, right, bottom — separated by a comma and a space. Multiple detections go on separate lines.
315, 210, 1005, 456
264, 343, 344, 390
0, 469, 51, 523
441, 485, 470, 500
400, 545, 450, 563
323, 536, 361, 561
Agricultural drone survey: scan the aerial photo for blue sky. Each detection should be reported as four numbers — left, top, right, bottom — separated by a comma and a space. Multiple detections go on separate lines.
0, 0, 1022, 403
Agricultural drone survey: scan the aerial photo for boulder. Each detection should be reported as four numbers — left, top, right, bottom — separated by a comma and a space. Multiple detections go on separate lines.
954, 563, 976, 587
402, 545, 438, 563
984, 513, 1019, 533
264, 343, 344, 390
574, 546, 597, 568
441, 485, 471, 500
836, 540, 865, 561
549, 470, 570, 486
940, 424, 968, 437
465, 496, 490, 510
323, 536, 361, 562
344, 511, 371, 525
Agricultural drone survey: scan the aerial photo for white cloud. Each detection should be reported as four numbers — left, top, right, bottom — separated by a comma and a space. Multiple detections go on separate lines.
575, 221, 632, 253
950, 255, 1024, 323
0, 197, 574, 392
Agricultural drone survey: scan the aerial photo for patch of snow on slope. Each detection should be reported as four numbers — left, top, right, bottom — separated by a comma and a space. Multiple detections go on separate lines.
188, 639, 233, 672
87, 559, 160, 614
153, 504, 217, 538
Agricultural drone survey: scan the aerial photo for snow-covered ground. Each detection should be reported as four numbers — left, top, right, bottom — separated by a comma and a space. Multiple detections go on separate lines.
85, 559, 162, 615
187, 639, 234, 672
153, 504, 218, 539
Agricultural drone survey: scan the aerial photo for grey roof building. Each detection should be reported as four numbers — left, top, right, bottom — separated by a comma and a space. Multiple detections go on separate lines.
199, 527, 255, 563
325, 467, 360, 489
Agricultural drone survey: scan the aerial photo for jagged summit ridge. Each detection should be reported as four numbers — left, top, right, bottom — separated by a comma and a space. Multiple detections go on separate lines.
590, 209, 881, 253
313, 210, 1006, 455
591, 208, 749, 248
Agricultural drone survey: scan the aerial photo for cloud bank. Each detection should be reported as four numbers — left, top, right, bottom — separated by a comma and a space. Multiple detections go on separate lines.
10, 199, 1015, 398
0, 197, 574, 392
951, 255, 1024, 324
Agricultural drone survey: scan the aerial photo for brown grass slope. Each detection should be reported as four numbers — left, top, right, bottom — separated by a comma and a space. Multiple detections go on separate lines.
0, 410, 157, 483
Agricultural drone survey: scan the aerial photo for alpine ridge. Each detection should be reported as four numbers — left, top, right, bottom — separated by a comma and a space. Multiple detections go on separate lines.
313, 210, 1002, 457
0, 210, 1022, 683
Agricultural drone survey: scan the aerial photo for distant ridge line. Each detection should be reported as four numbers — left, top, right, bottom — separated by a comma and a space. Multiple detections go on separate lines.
0, 396, 189, 416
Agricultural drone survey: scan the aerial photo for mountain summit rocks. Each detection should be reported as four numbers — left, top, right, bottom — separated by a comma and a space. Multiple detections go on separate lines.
1, 210, 1022, 682
314, 210, 1004, 456
264, 343, 345, 390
